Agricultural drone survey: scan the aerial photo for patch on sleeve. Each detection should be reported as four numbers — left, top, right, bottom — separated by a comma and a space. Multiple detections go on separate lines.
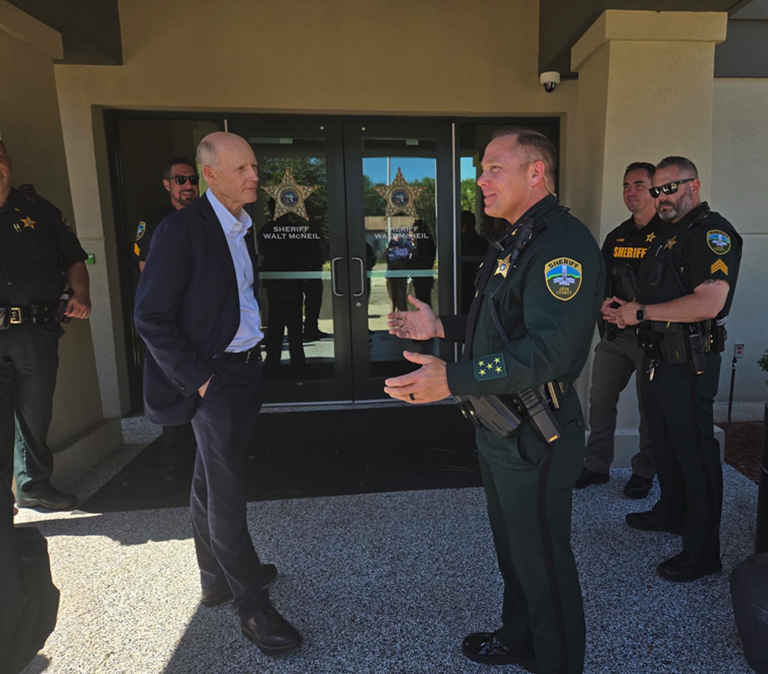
707, 230, 731, 255
136, 221, 146, 241
62, 214, 75, 234
711, 259, 728, 276
473, 354, 507, 382
134, 243, 141, 257
545, 258, 582, 301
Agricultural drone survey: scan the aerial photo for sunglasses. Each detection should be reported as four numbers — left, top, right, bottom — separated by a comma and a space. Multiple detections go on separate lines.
167, 175, 200, 186
649, 178, 694, 199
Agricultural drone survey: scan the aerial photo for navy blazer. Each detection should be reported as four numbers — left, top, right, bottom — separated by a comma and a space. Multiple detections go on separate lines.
134, 194, 259, 425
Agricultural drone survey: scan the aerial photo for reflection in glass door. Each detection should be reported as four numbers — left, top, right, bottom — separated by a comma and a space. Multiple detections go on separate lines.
344, 123, 454, 400
229, 121, 351, 403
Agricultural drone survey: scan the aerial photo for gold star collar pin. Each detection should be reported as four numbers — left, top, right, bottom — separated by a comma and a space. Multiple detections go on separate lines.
21, 217, 35, 230
664, 236, 677, 250
374, 167, 425, 218
646, 232, 657, 243
262, 166, 318, 221
495, 254, 512, 278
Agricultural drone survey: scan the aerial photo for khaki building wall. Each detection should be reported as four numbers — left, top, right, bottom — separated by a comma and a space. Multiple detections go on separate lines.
712, 78, 768, 406
54, 0, 580, 415
0, 0, 121, 488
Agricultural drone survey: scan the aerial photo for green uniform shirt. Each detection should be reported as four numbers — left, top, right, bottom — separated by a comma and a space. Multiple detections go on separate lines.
0, 188, 87, 306
444, 196, 605, 397
636, 202, 741, 318
133, 206, 175, 262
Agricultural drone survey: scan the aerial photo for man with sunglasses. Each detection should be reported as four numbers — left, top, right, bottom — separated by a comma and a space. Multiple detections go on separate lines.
613, 156, 742, 582
576, 162, 662, 499
133, 157, 199, 271
133, 157, 199, 480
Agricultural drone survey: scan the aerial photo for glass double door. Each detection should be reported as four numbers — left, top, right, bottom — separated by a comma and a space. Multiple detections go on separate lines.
228, 119, 454, 403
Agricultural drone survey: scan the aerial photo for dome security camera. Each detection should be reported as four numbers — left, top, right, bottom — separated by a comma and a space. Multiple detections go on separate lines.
540, 71, 561, 93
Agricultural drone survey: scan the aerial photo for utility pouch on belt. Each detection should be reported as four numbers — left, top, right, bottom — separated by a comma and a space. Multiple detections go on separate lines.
637, 320, 712, 375
456, 394, 523, 438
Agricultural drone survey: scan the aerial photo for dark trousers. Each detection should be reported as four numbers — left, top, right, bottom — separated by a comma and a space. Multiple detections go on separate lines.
584, 330, 654, 478
412, 277, 433, 307
641, 352, 722, 564
190, 357, 268, 620
159, 422, 196, 466
0, 326, 60, 496
302, 279, 323, 332
264, 295, 305, 368
477, 390, 586, 674
387, 278, 409, 312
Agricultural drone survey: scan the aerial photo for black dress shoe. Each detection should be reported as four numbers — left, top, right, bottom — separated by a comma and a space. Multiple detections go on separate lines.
461, 632, 536, 670
623, 474, 653, 499
657, 555, 722, 582
201, 564, 278, 607
625, 511, 683, 535
574, 467, 609, 490
16, 484, 77, 511
241, 601, 302, 654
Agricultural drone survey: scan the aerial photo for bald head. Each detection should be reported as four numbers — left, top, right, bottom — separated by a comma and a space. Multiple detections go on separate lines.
197, 132, 252, 170
197, 132, 259, 215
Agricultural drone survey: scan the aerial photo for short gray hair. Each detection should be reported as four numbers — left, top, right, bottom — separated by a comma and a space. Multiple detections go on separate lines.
656, 156, 698, 179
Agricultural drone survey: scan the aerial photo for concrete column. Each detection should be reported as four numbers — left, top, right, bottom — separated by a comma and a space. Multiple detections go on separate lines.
0, 0, 122, 488
570, 10, 728, 464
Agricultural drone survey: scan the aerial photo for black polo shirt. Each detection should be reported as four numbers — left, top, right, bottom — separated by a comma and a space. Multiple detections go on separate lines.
0, 188, 87, 306
133, 206, 175, 262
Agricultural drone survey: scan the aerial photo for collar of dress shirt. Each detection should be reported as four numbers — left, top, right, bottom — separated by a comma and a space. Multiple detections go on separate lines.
206, 189, 252, 238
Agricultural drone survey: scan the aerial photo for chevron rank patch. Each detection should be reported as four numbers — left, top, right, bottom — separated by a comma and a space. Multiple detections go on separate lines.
473, 354, 506, 382
545, 258, 582, 301
134, 243, 141, 257
136, 221, 146, 241
707, 229, 731, 255
711, 259, 728, 276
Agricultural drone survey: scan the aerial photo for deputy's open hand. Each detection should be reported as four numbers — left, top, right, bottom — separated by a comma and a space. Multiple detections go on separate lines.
387, 295, 443, 340
65, 291, 91, 320
384, 351, 451, 404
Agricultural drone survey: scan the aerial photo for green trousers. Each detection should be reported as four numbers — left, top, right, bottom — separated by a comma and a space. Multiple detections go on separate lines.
640, 352, 722, 565
477, 390, 586, 674
0, 325, 61, 496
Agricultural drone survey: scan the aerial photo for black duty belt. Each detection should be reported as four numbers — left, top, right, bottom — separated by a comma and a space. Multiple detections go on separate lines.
213, 345, 261, 363
0, 304, 59, 328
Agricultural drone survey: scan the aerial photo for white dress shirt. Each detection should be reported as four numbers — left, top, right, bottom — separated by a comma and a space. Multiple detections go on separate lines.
206, 190, 264, 352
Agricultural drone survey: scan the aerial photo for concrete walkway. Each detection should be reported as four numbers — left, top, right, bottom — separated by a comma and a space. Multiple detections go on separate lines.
15, 422, 757, 674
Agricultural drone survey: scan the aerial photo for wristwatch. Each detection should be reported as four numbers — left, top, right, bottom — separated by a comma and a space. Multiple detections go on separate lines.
636, 305, 647, 322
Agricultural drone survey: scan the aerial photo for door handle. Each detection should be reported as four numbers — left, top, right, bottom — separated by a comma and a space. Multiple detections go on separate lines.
351, 257, 366, 298
331, 257, 345, 297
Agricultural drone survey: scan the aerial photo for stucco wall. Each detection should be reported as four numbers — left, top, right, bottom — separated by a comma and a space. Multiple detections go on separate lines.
0, 23, 105, 447
712, 78, 768, 404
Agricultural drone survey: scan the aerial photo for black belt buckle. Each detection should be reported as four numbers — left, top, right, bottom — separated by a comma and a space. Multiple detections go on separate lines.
10, 307, 24, 325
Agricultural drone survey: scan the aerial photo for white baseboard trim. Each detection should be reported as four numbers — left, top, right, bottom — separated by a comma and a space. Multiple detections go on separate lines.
587, 426, 726, 467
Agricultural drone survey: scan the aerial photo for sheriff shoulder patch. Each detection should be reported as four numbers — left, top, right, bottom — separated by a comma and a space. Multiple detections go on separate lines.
707, 229, 731, 255
711, 259, 728, 276
545, 258, 582, 301
136, 221, 146, 241
473, 354, 506, 382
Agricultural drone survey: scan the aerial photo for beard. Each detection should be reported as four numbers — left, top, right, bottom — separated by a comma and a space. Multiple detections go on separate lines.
656, 189, 693, 223
177, 190, 197, 205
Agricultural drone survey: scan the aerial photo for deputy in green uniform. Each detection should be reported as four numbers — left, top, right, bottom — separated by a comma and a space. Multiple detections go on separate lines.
133, 156, 199, 479
614, 156, 741, 582
385, 128, 604, 674
0, 140, 90, 511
